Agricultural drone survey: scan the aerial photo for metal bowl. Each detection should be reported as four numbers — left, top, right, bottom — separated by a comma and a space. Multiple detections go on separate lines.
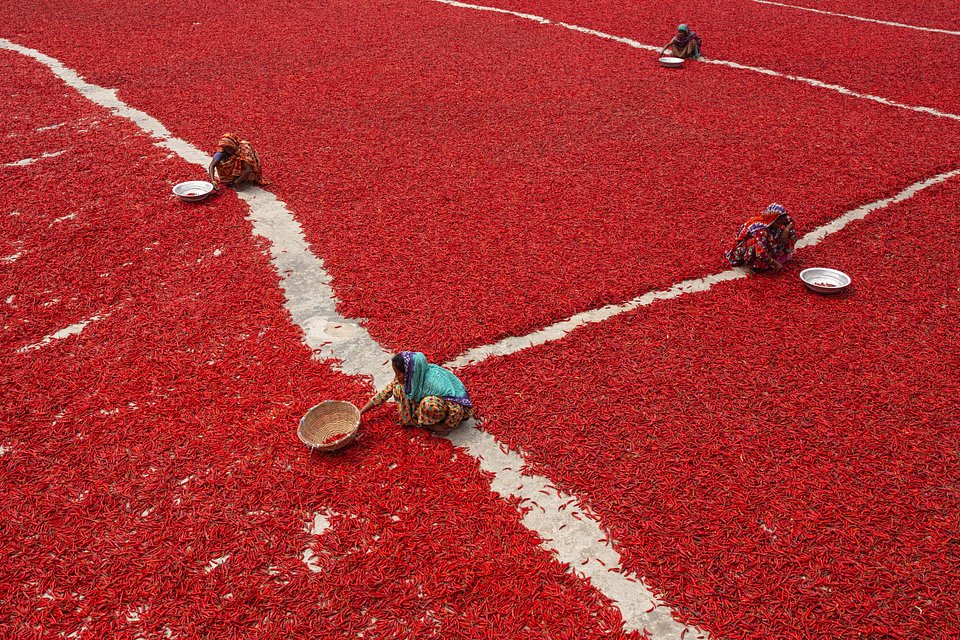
800, 268, 851, 294
172, 180, 215, 202
659, 56, 685, 68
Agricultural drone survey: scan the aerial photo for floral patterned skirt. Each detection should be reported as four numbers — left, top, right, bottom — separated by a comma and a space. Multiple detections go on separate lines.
396, 388, 474, 434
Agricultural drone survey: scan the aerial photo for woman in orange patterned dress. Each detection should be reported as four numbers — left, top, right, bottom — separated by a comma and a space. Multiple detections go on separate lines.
207, 133, 267, 187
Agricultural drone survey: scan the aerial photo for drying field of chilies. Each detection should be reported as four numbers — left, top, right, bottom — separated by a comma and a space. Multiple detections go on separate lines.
3, 0, 959, 637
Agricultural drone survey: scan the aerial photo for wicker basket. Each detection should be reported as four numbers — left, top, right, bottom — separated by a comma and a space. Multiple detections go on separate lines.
298, 401, 360, 452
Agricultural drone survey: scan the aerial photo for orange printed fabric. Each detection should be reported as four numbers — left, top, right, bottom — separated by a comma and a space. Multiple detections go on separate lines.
215, 133, 268, 185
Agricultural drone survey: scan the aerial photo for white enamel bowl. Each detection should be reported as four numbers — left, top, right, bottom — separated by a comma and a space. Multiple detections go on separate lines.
800, 268, 851, 294
659, 56, 685, 68
172, 180, 215, 202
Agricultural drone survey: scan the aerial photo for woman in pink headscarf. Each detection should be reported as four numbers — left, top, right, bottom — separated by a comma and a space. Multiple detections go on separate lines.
725, 203, 797, 273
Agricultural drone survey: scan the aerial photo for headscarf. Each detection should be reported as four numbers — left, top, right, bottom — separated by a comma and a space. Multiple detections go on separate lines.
731, 203, 794, 247
217, 133, 241, 152
673, 24, 702, 48
212, 132, 267, 184
400, 352, 472, 407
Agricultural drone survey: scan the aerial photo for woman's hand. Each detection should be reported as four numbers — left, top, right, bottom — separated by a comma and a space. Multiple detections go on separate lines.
779, 223, 793, 244
358, 400, 374, 417
234, 165, 254, 188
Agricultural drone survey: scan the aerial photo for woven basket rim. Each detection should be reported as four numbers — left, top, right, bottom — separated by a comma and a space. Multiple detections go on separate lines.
298, 400, 360, 451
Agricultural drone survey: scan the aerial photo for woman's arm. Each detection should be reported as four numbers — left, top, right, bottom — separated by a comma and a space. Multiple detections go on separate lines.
761, 236, 783, 272
751, 231, 782, 271
359, 381, 397, 417
779, 222, 795, 247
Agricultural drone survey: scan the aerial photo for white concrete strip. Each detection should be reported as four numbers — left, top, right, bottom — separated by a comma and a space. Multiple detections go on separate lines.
36, 122, 67, 132
699, 59, 960, 122
447, 421, 706, 638
796, 166, 960, 248
447, 166, 960, 369
0, 38, 393, 388
446, 270, 747, 368
16, 312, 106, 353
234, 187, 394, 388
554, 20, 662, 53
51, 213, 77, 224
753, 0, 960, 36
429, 0, 960, 122
3, 149, 66, 167
429, 0, 550, 24
2, 251, 23, 263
